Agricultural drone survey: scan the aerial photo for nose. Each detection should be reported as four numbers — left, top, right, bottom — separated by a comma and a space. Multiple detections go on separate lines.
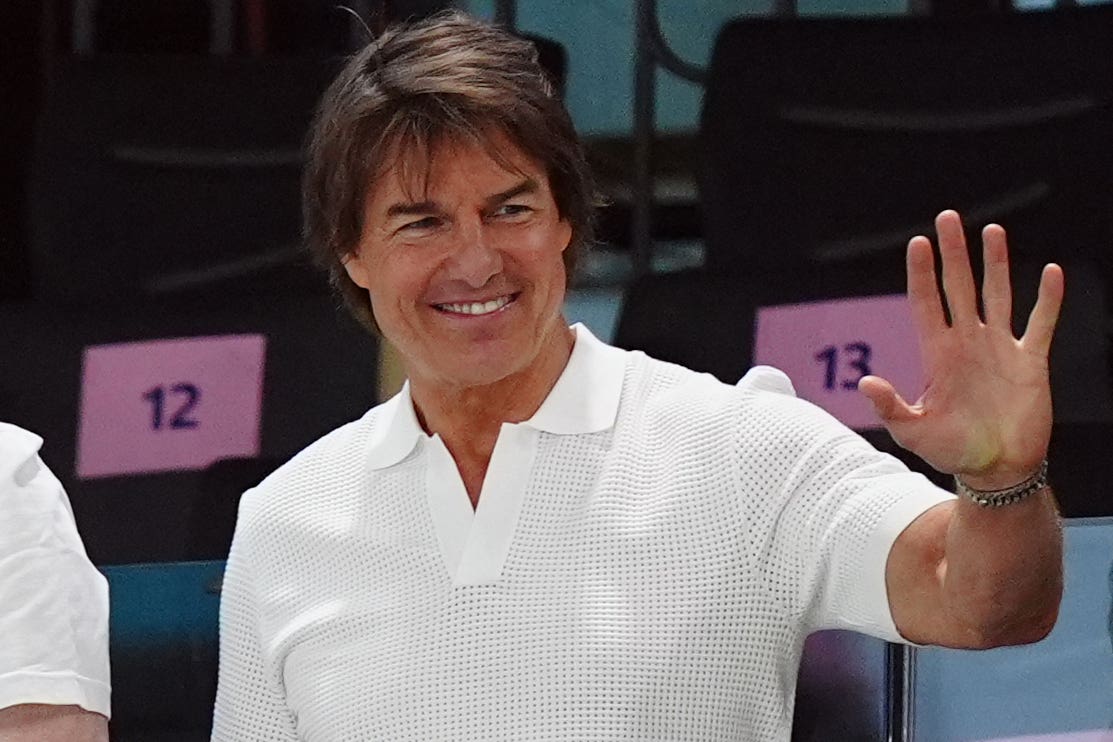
448, 220, 502, 288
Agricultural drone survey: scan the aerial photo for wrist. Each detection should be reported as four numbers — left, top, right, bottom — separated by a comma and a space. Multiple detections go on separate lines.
955, 460, 1049, 507
957, 464, 1040, 492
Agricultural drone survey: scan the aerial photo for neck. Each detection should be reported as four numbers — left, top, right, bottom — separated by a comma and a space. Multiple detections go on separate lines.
408, 322, 575, 467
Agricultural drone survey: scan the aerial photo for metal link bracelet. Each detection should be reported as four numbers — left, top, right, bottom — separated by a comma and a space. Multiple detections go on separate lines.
954, 460, 1049, 507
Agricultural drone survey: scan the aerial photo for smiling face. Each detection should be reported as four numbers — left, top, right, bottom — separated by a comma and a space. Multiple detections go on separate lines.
343, 133, 574, 394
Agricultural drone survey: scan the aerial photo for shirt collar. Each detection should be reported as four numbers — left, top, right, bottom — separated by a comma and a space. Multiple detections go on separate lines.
364, 323, 627, 470
364, 382, 426, 470
522, 323, 626, 435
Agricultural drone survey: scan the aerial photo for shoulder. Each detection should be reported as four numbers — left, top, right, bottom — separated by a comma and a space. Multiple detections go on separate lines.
622, 351, 740, 412
734, 365, 856, 440
626, 351, 802, 403
625, 353, 833, 429
234, 407, 384, 533
0, 422, 45, 488
0, 423, 71, 524
621, 354, 869, 469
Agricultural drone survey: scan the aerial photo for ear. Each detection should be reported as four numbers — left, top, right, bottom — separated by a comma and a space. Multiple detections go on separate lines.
558, 219, 573, 253
341, 251, 372, 290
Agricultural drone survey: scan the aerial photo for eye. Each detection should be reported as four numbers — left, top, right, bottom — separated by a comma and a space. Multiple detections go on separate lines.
491, 203, 533, 219
397, 216, 442, 233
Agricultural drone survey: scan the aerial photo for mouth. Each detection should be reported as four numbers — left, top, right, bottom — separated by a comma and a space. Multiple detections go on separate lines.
433, 293, 518, 317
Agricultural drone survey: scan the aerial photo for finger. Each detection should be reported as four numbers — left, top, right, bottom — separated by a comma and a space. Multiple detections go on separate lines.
981, 223, 1013, 331
1021, 263, 1065, 356
907, 235, 947, 337
858, 374, 919, 425
936, 210, 979, 326
859, 375, 924, 452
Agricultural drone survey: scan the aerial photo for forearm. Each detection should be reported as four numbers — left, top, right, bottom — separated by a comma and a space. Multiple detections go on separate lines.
0, 705, 108, 742
939, 486, 1063, 647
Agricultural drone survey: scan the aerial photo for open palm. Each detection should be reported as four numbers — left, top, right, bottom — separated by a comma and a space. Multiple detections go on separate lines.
858, 210, 1064, 489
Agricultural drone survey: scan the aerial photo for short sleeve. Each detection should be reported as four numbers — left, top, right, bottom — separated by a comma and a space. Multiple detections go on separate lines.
211, 490, 300, 741
0, 423, 111, 716
736, 375, 954, 643
793, 439, 954, 642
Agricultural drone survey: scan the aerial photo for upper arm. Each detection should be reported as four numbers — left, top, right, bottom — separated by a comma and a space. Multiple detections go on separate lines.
885, 499, 975, 647
0, 437, 112, 718
0, 704, 108, 742
212, 504, 300, 742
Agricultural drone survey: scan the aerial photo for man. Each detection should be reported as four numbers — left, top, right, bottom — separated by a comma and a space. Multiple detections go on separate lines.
0, 423, 110, 742
212, 11, 1063, 741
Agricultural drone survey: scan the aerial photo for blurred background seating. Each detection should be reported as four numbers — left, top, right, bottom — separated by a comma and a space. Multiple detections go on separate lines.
1, 1, 1111, 740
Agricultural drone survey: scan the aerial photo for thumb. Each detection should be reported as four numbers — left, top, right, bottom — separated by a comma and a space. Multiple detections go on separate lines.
857, 375, 918, 427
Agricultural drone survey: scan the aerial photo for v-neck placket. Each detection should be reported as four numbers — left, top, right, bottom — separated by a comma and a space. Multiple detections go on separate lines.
424, 423, 539, 586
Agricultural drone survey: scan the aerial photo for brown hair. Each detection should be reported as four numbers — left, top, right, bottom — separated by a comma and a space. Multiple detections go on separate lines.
302, 10, 597, 333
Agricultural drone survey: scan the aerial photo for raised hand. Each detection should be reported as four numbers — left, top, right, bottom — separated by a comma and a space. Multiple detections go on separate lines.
857, 210, 1064, 490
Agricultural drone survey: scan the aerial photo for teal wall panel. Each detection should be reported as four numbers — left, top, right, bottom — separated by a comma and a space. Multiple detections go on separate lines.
465, 0, 908, 135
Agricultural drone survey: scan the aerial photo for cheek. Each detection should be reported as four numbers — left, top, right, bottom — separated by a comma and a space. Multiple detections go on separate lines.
369, 252, 441, 314
505, 240, 566, 284
514, 220, 573, 261
366, 287, 416, 341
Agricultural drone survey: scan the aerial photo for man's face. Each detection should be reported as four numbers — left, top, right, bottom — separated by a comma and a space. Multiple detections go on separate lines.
344, 134, 573, 392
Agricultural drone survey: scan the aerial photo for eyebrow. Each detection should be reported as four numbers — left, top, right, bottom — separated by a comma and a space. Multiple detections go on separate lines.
382, 178, 541, 220
385, 200, 441, 219
486, 178, 540, 208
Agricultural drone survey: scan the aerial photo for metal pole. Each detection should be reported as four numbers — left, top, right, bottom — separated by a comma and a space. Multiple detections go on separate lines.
72, 0, 96, 54
494, 0, 517, 30
40, 0, 58, 80
884, 643, 902, 742
771, 0, 797, 16
644, 1, 706, 84
632, 0, 657, 278
884, 642, 917, 742
210, 0, 235, 55
903, 646, 917, 742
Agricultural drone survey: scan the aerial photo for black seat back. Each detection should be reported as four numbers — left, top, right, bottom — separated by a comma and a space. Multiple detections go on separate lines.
29, 54, 340, 305
700, 8, 1113, 276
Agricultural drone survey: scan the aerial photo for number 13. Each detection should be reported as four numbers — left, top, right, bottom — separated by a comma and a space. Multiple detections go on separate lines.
815, 342, 873, 391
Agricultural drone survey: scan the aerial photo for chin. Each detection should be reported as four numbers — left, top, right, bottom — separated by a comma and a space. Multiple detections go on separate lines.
405, 318, 562, 390
434, 356, 524, 389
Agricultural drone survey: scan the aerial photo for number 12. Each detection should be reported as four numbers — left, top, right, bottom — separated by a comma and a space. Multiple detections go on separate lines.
143, 383, 201, 430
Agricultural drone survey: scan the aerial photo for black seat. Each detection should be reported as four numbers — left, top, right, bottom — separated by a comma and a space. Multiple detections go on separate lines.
28, 54, 341, 305
699, 7, 1113, 278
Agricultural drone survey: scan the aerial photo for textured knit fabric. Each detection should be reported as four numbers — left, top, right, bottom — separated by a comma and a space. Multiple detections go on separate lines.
212, 325, 953, 742
0, 423, 111, 717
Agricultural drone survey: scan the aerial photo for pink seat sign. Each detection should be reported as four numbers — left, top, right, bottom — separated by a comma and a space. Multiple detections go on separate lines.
76, 334, 267, 479
753, 295, 923, 430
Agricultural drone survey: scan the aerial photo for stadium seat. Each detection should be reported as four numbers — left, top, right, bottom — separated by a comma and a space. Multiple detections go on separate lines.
699, 7, 1113, 278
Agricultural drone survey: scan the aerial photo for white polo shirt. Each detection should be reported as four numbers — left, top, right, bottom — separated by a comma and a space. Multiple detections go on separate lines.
0, 423, 111, 717
213, 324, 952, 742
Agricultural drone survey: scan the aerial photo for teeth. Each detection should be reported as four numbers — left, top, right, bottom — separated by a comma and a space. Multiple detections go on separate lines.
439, 295, 512, 315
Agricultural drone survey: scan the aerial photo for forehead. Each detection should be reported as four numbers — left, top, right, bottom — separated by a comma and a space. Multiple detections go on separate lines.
367, 130, 549, 208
